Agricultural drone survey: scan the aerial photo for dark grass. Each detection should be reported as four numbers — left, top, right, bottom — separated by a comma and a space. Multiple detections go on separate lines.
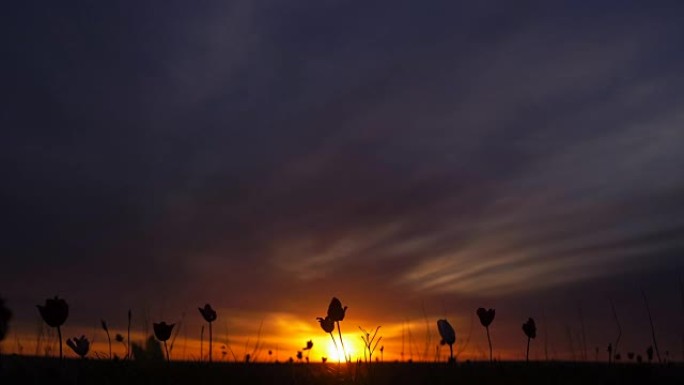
1, 356, 683, 385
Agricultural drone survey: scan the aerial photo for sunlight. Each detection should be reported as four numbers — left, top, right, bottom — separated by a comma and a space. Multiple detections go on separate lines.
324, 335, 359, 362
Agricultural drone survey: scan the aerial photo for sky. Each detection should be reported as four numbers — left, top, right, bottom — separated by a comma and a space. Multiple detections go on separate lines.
1, 0, 684, 362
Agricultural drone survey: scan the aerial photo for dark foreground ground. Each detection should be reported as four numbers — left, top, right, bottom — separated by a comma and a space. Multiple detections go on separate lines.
1, 356, 683, 385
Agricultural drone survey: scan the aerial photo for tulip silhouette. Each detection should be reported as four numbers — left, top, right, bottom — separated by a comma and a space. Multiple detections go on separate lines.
66, 335, 90, 358
101, 319, 112, 359
327, 297, 349, 363
476, 308, 495, 362
317, 315, 340, 362
0, 297, 11, 344
153, 321, 175, 361
198, 304, 217, 362
37, 296, 69, 360
522, 318, 536, 362
437, 319, 456, 363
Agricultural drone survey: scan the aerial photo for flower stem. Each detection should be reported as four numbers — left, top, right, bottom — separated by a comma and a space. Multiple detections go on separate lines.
526, 337, 530, 362
329, 333, 340, 364
106, 329, 112, 360
164, 341, 170, 362
209, 322, 213, 363
486, 326, 492, 363
449, 344, 454, 363
57, 326, 63, 361
336, 321, 348, 363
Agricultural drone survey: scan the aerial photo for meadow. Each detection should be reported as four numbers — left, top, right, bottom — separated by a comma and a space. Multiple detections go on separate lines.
1, 356, 683, 385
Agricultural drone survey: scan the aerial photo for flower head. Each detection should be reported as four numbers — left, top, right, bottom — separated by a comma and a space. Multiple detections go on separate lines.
198, 304, 217, 323
522, 318, 536, 339
303, 340, 313, 350
327, 297, 347, 322
115, 334, 124, 343
153, 321, 175, 342
37, 296, 69, 328
476, 307, 495, 327
0, 297, 12, 342
66, 335, 90, 358
101, 319, 109, 332
436, 319, 456, 346
317, 316, 335, 333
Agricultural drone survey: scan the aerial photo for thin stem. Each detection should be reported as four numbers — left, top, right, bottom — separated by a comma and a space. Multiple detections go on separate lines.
209, 322, 213, 363
200, 325, 204, 362
127, 310, 131, 360
329, 333, 340, 364
486, 326, 492, 363
642, 290, 662, 363
164, 341, 170, 362
106, 329, 112, 360
449, 344, 453, 363
526, 337, 530, 362
336, 321, 348, 363
57, 326, 63, 361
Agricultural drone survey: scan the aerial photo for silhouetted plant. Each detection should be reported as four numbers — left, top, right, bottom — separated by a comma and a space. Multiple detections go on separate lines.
607, 343, 612, 364
359, 325, 383, 363
66, 335, 90, 358
327, 297, 349, 362
303, 340, 313, 362
127, 309, 132, 360
317, 315, 340, 362
37, 296, 68, 360
380, 345, 384, 362
101, 319, 112, 359
522, 318, 536, 362
647, 346, 654, 363
615, 353, 621, 361
436, 319, 455, 363
296, 351, 303, 362
153, 321, 175, 362
198, 304, 217, 362
637, 354, 642, 363
322, 356, 328, 363
627, 352, 634, 360
131, 336, 164, 361
476, 308, 495, 362
115, 333, 127, 355
642, 290, 662, 363
0, 297, 11, 344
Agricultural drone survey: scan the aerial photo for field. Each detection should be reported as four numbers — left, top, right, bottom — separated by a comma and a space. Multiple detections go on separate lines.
1, 357, 683, 385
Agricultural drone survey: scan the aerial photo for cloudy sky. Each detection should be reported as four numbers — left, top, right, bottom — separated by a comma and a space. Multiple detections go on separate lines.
2, 1, 684, 361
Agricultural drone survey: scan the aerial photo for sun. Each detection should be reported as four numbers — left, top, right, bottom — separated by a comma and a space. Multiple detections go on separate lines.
324, 336, 358, 362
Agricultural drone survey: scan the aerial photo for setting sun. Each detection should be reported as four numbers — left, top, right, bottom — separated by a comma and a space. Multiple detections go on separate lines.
323, 335, 360, 362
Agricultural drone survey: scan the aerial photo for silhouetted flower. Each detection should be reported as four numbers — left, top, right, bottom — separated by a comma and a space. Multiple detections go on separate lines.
303, 340, 313, 350
198, 303, 217, 362
627, 352, 634, 360
0, 297, 12, 342
116, 334, 124, 343
327, 297, 347, 322
37, 297, 68, 328
101, 319, 113, 359
154, 321, 175, 361
321, 357, 327, 363
66, 335, 90, 358
437, 319, 456, 346
317, 316, 335, 333
615, 353, 621, 361
437, 319, 456, 363
198, 304, 217, 323
637, 355, 642, 363
296, 351, 303, 360
153, 322, 175, 342
476, 308, 495, 327
476, 307, 495, 362
522, 318, 536, 339
37, 296, 68, 359
647, 346, 654, 362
